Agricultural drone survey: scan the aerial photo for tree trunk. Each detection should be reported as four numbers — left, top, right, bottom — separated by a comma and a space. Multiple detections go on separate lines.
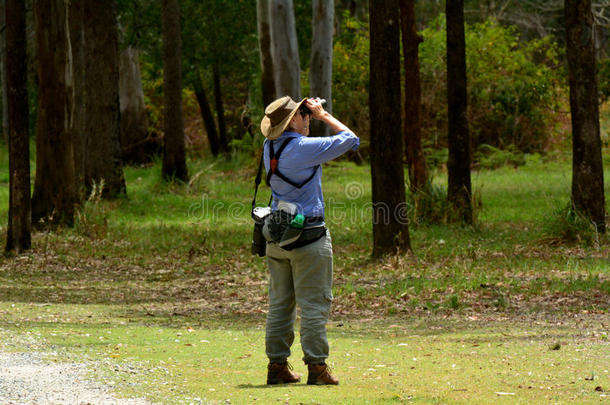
1, 0, 8, 144
399, 0, 428, 193
446, 0, 472, 224
83, 0, 126, 197
213, 63, 228, 152
369, 0, 412, 256
193, 69, 220, 156
31, 0, 77, 226
5, 0, 31, 252
69, 0, 86, 196
257, 0, 276, 107
310, 0, 334, 138
270, 0, 301, 100
161, 0, 188, 182
119, 46, 152, 165
565, 0, 606, 232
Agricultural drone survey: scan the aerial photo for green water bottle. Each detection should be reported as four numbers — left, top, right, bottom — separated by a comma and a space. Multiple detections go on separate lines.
290, 213, 305, 229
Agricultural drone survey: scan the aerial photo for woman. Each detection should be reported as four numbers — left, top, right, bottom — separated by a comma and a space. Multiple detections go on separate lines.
260, 96, 359, 385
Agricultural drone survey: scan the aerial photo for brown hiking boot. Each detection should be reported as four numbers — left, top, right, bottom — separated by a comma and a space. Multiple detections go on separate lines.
267, 362, 301, 385
307, 363, 339, 385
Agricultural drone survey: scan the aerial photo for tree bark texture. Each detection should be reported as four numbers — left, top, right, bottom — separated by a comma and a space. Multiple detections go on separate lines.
69, 0, 86, 195
83, 0, 126, 197
193, 69, 220, 156
5, 0, 31, 252
310, 0, 334, 138
399, 0, 428, 193
119, 46, 153, 164
32, 0, 77, 226
213, 63, 228, 152
1, 0, 8, 144
369, 0, 412, 256
161, 0, 188, 181
446, 0, 472, 224
565, 0, 606, 232
270, 0, 301, 100
257, 0, 276, 107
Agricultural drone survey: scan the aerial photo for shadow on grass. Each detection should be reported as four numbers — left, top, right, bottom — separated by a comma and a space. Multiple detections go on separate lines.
236, 383, 276, 389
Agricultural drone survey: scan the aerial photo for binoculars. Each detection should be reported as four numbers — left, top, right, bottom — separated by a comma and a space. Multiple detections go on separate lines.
299, 98, 326, 116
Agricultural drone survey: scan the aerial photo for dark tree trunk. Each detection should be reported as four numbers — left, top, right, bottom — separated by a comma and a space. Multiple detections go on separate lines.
446, 0, 472, 224
119, 46, 154, 165
369, 0, 412, 256
83, 0, 126, 197
565, 0, 606, 232
257, 0, 276, 107
69, 0, 86, 196
5, 0, 31, 252
193, 69, 220, 157
213, 63, 228, 152
161, 0, 188, 181
399, 0, 428, 193
1, 0, 8, 144
32, 0, 77, 226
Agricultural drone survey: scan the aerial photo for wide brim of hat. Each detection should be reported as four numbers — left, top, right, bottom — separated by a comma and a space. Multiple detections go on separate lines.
260, 98, 307, 140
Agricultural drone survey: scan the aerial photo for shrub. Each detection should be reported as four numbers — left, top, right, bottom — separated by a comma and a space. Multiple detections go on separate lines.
331, 12, 370, 144
329, 14, 564, 164
474, 144, 526, 169
541, 204, 605, 247
419, 15, 564, 154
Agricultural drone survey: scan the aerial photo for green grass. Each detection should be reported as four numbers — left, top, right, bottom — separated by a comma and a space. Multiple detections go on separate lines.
1, 303, 608, 404
0, 145, 608, 403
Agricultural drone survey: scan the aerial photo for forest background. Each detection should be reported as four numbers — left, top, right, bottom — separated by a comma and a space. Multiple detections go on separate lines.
0, 0, 609, 403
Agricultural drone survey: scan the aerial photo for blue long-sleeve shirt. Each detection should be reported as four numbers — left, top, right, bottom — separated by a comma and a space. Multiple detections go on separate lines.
263, 130, 360, 219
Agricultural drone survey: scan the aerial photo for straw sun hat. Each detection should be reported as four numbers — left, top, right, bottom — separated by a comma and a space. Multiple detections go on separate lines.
260, 96, 307, 140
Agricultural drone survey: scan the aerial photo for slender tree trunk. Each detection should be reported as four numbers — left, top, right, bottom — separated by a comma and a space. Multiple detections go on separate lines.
119, 46, 151, 164
310, 0, 334, 138
69, 0, 86, 196
446, 0, 472, 224
161, 0, 188, 181
83, 0, 126, 197
5, 0, 31, 252
400, 0, 428, 193
32, 0, 77, 226
257, 0, 276, 107
369, 0, 412, 257
1, 0, 8, 144
270, 0, 301, 100
193, 69, 220, 156
565, 0, 606, 232
213, 63, 228, 151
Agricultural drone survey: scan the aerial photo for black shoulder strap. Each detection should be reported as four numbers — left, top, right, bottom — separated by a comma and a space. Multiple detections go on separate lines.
265, 137, 319, 189
252, 140, 272, 210
265, 137, 295, 186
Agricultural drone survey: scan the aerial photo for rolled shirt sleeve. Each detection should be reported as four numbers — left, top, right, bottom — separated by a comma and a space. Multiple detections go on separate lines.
293, 130, 360, 169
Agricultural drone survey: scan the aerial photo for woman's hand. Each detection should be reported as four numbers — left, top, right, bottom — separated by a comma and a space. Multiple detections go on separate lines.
305, 98, 326, 120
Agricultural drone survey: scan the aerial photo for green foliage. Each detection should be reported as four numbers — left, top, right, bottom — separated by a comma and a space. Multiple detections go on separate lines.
329, 14, 564, 163
542, 204, 606, 247
474, 144, 526, 169
419, 15, 564, 153
406, 181, 451, 225
331, 12, 370, 143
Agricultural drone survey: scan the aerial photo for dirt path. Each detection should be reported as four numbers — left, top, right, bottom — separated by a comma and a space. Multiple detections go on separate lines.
0, 351, 149, 405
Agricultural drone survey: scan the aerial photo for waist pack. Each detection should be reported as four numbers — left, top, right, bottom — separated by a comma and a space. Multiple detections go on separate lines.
262, 210, 326, 251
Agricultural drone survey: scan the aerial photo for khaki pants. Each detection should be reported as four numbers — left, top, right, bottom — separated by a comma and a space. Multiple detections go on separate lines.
265, 230, 333, 364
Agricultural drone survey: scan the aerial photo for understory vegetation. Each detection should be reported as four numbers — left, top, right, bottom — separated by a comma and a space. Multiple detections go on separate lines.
0, 147, 608, 402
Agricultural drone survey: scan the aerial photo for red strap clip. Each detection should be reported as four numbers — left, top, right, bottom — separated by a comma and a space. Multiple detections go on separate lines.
270, 158, 278, 173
